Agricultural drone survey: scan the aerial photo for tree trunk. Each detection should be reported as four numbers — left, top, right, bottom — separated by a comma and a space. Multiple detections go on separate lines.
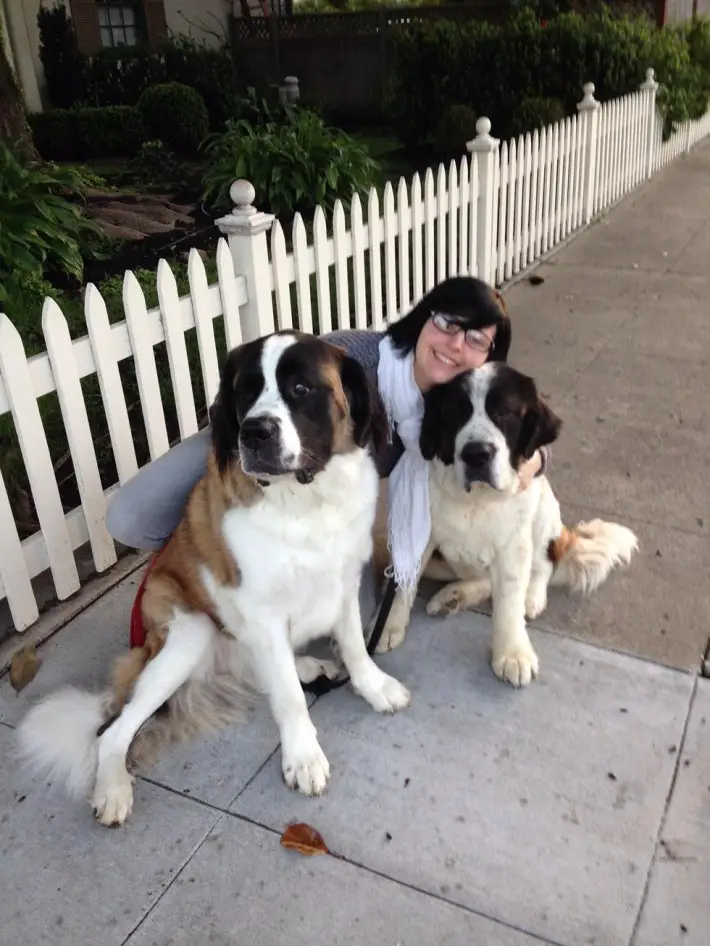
0, 39, 40, 162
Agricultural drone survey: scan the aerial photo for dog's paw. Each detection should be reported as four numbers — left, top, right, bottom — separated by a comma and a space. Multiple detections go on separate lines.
525, 584, 548, 620
355, 669, 411, 714
375, 617, 408, 654
282, 735, 330, 797
426, 589, 465, 618
491, 640, 539, 688
427, 580, 490, 618
295, 655, 343, 685
92, 766, 135, 826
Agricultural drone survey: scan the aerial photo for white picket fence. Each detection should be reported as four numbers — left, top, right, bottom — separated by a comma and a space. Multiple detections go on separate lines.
1, 69, 709, 633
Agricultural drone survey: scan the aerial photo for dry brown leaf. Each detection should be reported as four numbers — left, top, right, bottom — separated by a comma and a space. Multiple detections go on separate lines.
280, 822, 329, 856
9, 643, 41, 694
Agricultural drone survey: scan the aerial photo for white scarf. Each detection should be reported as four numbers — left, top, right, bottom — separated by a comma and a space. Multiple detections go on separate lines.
377, 335, 431, 598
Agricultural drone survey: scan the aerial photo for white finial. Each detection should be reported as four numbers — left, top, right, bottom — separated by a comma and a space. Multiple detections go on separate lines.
467, 116, 498, 153
640, 67, 658, 91
577, 81, 599, 112
230, 180, 256, 213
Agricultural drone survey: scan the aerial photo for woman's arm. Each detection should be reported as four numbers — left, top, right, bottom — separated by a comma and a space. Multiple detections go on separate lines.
106, 428, 211, 550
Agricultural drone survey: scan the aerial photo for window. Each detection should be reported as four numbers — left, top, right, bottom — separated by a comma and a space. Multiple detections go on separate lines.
97, 2, 140, 48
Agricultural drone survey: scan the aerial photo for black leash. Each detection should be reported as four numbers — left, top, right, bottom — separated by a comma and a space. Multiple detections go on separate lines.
302, 573, 398, 698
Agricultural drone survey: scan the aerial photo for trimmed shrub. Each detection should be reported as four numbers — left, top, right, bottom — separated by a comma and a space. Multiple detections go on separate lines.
30, 106, 147, 161
512, 96, 566, 135
433, 104, 479, 157
137, 82, 210, 154
388, 7, 710, 146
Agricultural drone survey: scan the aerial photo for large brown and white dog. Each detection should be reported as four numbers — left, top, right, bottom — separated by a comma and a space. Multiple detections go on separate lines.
17, 331, 411, 825
375, 362, 638, 686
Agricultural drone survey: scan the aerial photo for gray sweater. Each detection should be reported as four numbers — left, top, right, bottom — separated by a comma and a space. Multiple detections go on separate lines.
106, 328, 548, 551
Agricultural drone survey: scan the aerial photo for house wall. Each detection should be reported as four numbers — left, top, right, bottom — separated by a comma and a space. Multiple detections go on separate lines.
2, 0, 43, 111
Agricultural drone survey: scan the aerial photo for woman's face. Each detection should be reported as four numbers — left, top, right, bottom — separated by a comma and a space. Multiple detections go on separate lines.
413, 313, 497, 392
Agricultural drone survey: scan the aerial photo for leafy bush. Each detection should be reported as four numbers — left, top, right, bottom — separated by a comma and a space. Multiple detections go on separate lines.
388, 7, 710, 145
512, 96, 566, 135
0, 143, 101, 305
137, 82, 210, 154
30, 106, 147, 161
433, 104, 479, 157
126, 140, 180, 187
36, 9, 243, 131
37, 2, 87, 110
201, 109, 379, 217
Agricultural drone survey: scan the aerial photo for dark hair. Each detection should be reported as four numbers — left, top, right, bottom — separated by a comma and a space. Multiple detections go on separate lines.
386, 276, 511, 362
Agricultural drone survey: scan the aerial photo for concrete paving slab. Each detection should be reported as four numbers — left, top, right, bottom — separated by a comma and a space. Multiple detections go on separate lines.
0, 724, 219, 946
667, 221, 710, 277
125, 815, 552, 946
547, 402, 708, 537
635, 679, 710, 946
232, 605, 694, 946
559, 346, 709, 433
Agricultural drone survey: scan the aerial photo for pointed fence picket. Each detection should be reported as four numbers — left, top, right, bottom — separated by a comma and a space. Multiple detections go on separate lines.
2, 70, 710, 633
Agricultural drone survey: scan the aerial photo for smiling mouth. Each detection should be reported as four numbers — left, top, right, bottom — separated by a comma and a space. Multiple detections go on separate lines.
433, 350, 457, 368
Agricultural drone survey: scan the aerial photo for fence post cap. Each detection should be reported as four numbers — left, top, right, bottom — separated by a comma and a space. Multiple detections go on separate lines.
230, 180, 257, 214
466, 117, 499, 153
216, 180, 274, 237
577, 81, 600, 111
641, 67, 658, 91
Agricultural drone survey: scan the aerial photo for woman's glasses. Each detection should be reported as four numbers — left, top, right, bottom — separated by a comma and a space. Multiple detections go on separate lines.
430, 311, 494, 355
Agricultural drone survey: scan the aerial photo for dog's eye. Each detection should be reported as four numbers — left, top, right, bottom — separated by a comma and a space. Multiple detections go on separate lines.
291, 382, 311, 398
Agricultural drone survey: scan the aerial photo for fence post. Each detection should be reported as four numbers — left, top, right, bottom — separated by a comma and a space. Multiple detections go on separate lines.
467, 117, 500, 286
640, 67, 659, 179
216, 180, 275, 341
576, 82, 601, 226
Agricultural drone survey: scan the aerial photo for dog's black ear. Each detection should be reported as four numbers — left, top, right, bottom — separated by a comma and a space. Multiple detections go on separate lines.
420, 380, 472, 464
419, 387, 446, 461
517, 398, 562, 461
340, 354, 388, 456
211, 347, 244, 474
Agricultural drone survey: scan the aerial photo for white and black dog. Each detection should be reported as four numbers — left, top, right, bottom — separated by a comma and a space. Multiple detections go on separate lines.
18, 331, 411, 825
376, 362, 638, 686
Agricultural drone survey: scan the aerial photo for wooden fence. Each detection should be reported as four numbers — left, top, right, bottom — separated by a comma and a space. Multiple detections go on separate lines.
1, 70, 710, 632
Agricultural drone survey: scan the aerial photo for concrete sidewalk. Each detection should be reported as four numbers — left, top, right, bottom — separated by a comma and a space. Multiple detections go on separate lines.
1, 145, 710, 946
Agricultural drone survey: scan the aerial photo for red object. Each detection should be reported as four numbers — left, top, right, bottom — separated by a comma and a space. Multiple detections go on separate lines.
129, 552, 162, 649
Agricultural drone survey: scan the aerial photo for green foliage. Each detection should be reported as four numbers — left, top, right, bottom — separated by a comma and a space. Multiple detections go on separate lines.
36, 8, 242, 130
512, 96, 566, 135
137, 82, 210, 154
30, 105, 147, 161
433, 104, 479, 157
126, 140, 181, 187
388, 7, 710, 146
0, 143, 101, 306
37, 2, 87, 110
201, 109, 380, 217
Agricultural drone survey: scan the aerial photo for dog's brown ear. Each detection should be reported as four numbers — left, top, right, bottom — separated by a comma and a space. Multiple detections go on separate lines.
340, 354, 389, 456
517, 398, 562, 461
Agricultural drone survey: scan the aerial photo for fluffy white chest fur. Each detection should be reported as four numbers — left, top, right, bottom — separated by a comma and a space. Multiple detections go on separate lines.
428, 464, 559, 579
206, 449, 379, 650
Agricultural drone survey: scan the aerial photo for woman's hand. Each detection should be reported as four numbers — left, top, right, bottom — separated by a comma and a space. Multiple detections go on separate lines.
517, 451, 542, 492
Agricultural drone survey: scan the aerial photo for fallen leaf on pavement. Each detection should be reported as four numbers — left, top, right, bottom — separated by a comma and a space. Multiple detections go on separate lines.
9, 643, 41, 694
280, 822, 329, 856
528, 274, 545, 286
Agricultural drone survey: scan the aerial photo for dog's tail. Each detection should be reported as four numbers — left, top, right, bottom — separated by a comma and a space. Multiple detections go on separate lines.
548, 519, 638, 594
16, 686, 112, 800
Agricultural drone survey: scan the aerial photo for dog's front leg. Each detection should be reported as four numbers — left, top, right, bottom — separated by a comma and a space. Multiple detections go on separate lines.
334, 578, 411, 713
489, 535, 539, 687
375, 535, 436, 654
244, 620, 330, 796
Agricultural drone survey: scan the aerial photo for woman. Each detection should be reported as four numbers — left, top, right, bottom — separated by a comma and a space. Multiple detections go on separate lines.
107, 276, 548, 642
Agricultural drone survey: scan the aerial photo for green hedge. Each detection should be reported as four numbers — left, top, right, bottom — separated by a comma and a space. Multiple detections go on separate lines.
388, 8, 710, 145
30, 106, 147, 161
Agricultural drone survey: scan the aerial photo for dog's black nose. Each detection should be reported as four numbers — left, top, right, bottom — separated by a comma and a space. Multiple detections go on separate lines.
240, 416, 279, 447
461, 442, 495, 468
